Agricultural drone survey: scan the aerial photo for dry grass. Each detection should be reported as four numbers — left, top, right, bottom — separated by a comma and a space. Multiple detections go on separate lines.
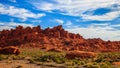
0, 47, 120, 68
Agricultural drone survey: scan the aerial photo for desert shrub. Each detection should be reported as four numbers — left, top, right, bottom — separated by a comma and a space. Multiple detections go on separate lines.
78, 61, 85, 65
6, 60, 12, 63
0, 54, 8, 60
12, 64, 23, 68
35, 52, 66, 64
15, 65, 23, 68
72, 58, 80, 64
45, 64, 56, 67
10, 55, 25, 60
53, 55, 66, 63
100, 62, 112, 68
67, 58, 84, 66
37, 55, 52, 62
28, 58, 35, 63
65, 61, 75, 66
95, 52, 120, 63
95, 57, 104, 63
19, 48, 44, 57
36, 62, 44, 65
83, 63, 100, 68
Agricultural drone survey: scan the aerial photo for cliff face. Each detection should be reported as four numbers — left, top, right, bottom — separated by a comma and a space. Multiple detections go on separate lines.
0, 25, 120, 52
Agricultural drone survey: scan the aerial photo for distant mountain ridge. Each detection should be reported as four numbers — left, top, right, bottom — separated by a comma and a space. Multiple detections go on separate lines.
0, 25, 120, 52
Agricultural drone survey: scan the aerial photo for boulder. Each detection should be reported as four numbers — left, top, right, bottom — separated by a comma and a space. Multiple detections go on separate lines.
47, 48, 62, 52
0, 46, 20, 55
65, 51, 96, 59
112, 62, 120, 65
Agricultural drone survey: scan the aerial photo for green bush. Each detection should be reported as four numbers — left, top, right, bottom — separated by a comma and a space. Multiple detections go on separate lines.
100, 62, 112, 68
83, 63, 100, 68
34, 53, 66, 63
28, 58, 35, 63
65, 61, 75, 66
0, 54, 8, 60
96, 53, 120, 63
79, 61, 85, 65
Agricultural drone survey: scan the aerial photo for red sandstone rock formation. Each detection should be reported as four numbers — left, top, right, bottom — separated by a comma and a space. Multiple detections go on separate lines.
46, 48, 62, 52
0, 46, 20, 55
0, 25, 120, 52
112, 62, 120, 65
65, 51, 96, 59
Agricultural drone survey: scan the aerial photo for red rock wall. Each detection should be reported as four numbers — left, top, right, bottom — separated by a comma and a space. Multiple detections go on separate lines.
0, 25, 120, 52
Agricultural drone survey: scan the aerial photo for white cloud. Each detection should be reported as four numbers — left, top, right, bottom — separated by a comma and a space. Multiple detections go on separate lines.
111, 24, 120, 27
54, 19, 64, 24
90, 23, 110, 26
66, 23, 120, 41
31, 0, 120, 21
34, 2, 53, 11
0, 22, 4, 25
81, 11, 120, 21
0, 26, 14, 31
65, 21, 72, 26
0, 22, 34, 31
7, 22, 34, 27
0, 4, 46, 21
36, 0, 116, 13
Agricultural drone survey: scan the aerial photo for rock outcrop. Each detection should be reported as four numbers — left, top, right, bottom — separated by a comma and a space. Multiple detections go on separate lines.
0, 46, 20, 55
65, 51, 96, 59
0, 25, 120, 52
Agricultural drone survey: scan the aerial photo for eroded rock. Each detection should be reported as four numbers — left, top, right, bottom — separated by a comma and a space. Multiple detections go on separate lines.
0, 46, 20, 55
65, 51, 96, 59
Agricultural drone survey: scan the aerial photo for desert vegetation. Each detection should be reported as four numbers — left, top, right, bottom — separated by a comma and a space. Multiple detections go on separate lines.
0, 25, 120, 68
0, 47, 119, 68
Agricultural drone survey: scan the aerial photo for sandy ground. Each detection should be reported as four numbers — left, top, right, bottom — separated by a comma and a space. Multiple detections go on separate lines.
0, 60, 66, 68
0, 59, 119, 68
0, 60, 51, 68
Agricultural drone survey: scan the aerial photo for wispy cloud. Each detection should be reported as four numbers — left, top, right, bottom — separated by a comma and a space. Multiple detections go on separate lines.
66, 23, 120, 41
82, 10, 120, 21
30, 0, 120, 21
0, 22, 4, 25
7, 22, 34, 27
111, 24, 120, 27
65, 21, 72, 26
0, 3, 46, 21
34, 1, 53, 11
0, 26, 14, 31
0, 22, 34, 30
54, 19, 64, 24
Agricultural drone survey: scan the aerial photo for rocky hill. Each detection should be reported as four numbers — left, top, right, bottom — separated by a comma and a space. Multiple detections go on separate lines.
0, 25, 120, 52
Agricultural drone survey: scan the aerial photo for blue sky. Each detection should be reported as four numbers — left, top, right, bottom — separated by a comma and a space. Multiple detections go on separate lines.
0, 0, 120, 41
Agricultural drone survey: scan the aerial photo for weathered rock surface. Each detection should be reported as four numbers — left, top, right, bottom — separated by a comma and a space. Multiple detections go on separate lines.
65, 51, 96, 59
0, 25, 120, 52
0, 46, 20, 55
